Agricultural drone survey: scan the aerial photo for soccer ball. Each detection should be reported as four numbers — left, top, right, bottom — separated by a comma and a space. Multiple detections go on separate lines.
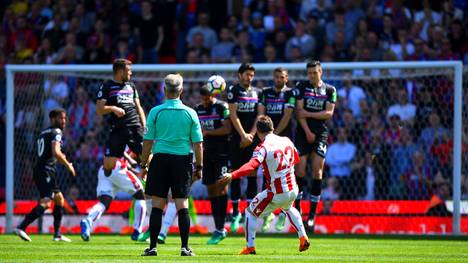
206, 75, 226, 95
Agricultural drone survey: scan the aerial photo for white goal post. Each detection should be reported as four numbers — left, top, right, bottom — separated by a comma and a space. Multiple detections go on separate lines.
5, 61, 463, 234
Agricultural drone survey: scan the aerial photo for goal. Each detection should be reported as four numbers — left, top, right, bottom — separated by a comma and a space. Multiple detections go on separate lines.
4, 61, 464, 235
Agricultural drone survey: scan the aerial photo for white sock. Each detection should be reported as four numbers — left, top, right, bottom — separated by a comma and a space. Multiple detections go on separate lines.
145, 199, 152, 216
160, 202, 177, 236
245, 209, 258, 248
133, 200, 146, 232
86, 202, 106, 227
285, 207, 306, 238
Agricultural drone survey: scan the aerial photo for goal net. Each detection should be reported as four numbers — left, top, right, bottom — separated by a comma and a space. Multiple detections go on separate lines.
5, 62, 464, 235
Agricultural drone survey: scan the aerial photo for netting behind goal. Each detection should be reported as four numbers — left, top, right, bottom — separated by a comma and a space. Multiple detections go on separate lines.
6, 62, 465, 234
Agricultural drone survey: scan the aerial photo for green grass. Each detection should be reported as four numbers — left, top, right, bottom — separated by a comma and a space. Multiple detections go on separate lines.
1, 234, 467, 262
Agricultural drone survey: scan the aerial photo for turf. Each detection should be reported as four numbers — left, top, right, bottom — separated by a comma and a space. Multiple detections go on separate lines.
0, 234, 467, 262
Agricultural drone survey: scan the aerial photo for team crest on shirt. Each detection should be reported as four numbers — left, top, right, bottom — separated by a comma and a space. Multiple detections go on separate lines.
143, 127, 148, 135
318, 143, 327, 155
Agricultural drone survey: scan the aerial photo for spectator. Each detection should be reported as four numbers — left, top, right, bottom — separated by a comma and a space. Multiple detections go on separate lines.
326, 7, 355, 46
405, 38, 430, 61
115, 20, 140, 57
67, 86, 96, 140
271, 30, 288, 61
384, 114, 401, 146
7, 16, 38, 54
83, 18, 111, 64
326, 127, 357, 199
404, 150, 435, 200
249, 12, 267, 61
418, 112, 450, 155
333, 30, 351, 61
390, 28, 415, 60
305, 15, 326, 53
136, 1, 164, 63
211, 27, 235, 63
426, 179, 452, 216
299, 0, 333, 22
387, 88, 416, 126
390, 127, 418, 198
285, 20, 315, 61
186, 11, 217, 50
263, 44, 282, 63
321, 176, 340, 201
341, 109, 363, 146
308, 0, 333, 28
344, 1, 365, 27
187, 32, 210, 62
56, 32, 84, 62
338, 73, 366, 118
231, 30, 255, 63
42, 13, 66, 50
113, 38, 137, 63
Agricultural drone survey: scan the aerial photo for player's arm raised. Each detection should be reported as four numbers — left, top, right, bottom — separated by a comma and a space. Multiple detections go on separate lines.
296, 99, 316, 143
52, 141, 75, 177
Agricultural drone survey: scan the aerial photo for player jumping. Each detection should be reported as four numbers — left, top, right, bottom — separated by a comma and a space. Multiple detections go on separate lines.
295, 61, 336, 231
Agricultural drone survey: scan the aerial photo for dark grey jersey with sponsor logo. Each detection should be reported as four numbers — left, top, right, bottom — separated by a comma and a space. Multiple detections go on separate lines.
96, 80, 141, 129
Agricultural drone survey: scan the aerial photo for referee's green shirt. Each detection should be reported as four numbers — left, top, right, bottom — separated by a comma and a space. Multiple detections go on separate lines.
144, 99, 203, 155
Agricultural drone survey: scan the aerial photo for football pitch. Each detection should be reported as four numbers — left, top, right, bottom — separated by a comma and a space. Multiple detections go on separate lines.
0, 234, 467, 262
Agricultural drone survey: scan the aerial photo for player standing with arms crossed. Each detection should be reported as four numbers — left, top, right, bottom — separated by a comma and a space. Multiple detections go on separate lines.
260, 67, 296, 231
196, 84, 231, 244
227, 63, 264, 232
218, 116, 309, 254
295, 61, 336, 231
15, 109, 76, 242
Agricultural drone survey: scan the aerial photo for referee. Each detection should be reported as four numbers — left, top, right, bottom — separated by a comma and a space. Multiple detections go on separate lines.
140, 74, 203, 257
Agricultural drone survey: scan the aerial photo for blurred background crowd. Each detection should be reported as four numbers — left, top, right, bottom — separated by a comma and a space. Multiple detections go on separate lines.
0, 0, 467, 208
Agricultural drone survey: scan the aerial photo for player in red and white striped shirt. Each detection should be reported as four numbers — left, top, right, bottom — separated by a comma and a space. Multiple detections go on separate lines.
218, 116, 309, 255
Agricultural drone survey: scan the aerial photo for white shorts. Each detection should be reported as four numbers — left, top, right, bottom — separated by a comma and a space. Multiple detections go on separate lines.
96, 167, 143, 199
248, 188, 298, 217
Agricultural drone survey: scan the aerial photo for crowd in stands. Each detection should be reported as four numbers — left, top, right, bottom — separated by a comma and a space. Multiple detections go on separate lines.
1, 0, 468, 205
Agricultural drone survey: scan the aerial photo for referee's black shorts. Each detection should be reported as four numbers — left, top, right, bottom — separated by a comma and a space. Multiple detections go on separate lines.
145, 153, 192, 199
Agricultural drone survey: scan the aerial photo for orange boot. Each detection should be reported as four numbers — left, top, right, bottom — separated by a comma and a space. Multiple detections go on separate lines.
239, 246, 256, 255
299, 236, 310, 252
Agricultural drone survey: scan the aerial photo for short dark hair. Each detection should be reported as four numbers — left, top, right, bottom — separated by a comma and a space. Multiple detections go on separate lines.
49, 108, 66, 119
256, 115, 274, 134
113, 58, 132, 74
306, 60, 321, 69
273, 67, 288, 74
238, 63, 255, 74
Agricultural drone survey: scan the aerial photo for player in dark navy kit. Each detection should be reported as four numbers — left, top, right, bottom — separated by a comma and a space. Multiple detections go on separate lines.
259, 67, 296, 231
96, 59, 146, 175
227, 63, 265, 232
15, 109, 76, 242
196, 85, 231, 244
295, 61, 336, 231
261, 67, 295, 138
95, 59, 147, 238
